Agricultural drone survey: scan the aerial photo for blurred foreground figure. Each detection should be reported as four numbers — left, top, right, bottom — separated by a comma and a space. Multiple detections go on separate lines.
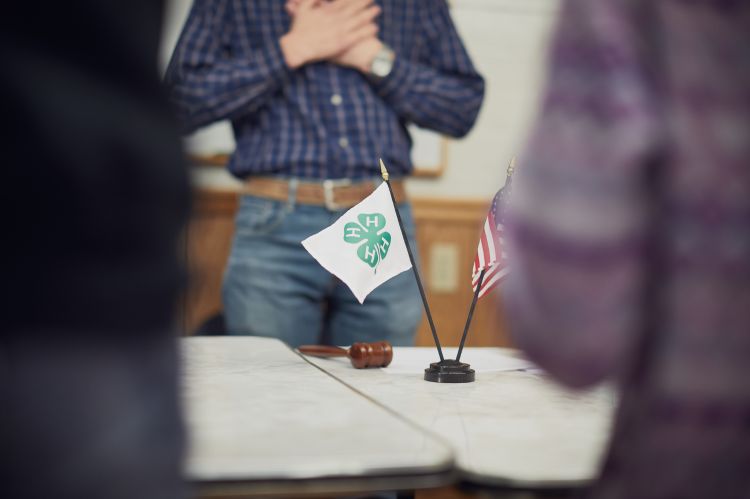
506, 1, 750, 498
1, 2, 189, 498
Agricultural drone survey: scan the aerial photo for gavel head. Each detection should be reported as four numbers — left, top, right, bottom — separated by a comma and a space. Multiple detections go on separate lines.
348, 341, 394, 369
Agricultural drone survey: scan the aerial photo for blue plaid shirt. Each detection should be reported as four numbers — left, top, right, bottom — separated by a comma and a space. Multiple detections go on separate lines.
165, 0, 485, 180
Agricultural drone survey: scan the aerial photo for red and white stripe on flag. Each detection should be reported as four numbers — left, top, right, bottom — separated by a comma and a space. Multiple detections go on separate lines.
471, 210, 508, 298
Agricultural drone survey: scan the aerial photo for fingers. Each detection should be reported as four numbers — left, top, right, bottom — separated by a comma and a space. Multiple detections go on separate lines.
344, 5, 380, 32
330, 0, 375, 16
342, 23, 379, 48
288, 0, 322, 16
297, 0, 318, 13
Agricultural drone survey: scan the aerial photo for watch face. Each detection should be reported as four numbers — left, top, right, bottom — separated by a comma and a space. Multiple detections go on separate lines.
372, 58, 391, 78
371, 47, 394, 78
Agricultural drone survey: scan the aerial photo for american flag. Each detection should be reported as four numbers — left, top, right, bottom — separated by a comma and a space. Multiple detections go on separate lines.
472, 166, 514, 298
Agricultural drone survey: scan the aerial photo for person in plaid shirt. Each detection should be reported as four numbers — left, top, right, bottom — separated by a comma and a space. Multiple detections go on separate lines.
166, 0, 484, 345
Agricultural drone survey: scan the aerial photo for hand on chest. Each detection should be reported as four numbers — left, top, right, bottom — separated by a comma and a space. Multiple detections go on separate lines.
231, 0, 420, 60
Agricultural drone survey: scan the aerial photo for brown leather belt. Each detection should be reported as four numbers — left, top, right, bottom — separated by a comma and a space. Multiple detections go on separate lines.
245, 177, 407, 211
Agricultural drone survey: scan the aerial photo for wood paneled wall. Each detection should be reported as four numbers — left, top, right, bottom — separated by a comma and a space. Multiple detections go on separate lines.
184, 189, 510, 347
412, 199, 510, 348
184, 190, 238, 334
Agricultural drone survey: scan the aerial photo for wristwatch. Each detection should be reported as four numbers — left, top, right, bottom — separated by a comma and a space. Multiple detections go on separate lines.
369, 44, 395, 79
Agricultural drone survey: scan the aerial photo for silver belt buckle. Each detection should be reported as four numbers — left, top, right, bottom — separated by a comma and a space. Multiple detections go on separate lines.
322, 178, 352, 211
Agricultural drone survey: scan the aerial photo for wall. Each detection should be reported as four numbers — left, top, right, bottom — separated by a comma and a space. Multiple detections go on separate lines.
411, 0, 559, 199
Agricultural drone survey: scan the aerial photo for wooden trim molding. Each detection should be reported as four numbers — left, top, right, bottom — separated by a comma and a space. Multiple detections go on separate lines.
191, 188, 489, 221
193, 188, 239, 216
188, 153, 230, 168
412, 197, 489, 224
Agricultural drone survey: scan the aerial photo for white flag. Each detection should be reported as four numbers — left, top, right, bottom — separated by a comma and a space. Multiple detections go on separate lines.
302, 183, 412, 304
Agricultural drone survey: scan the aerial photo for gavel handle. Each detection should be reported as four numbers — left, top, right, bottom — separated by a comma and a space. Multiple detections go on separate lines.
298, 345, 349, 358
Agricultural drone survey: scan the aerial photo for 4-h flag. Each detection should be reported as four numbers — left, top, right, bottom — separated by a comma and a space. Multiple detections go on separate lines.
302, 183, 412, 304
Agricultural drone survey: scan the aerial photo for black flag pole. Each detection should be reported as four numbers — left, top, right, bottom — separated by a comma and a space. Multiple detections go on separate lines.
380, 159, 444, 362
455, 269, 485, 363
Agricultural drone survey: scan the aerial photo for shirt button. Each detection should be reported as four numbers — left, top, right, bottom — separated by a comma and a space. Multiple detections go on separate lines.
338, 137, 349, 148
330, 94, 343, 106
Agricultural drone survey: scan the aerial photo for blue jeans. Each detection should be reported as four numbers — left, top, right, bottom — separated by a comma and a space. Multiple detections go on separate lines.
222, 192, 422, 347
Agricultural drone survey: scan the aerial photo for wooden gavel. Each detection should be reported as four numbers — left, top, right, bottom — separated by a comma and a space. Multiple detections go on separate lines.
298, 341, 393, 369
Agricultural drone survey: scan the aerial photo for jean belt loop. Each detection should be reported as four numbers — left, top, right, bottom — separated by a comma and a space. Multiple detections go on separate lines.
287, 177, 299, 212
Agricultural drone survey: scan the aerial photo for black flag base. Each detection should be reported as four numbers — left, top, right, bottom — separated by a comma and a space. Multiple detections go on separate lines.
424, 359, 475, 383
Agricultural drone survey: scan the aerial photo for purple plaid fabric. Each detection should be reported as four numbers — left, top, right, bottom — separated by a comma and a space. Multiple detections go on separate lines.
505, 1, 750, 497
164, 0, 484, 180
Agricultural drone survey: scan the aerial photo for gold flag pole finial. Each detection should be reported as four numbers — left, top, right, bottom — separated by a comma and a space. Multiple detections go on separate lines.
379, 158, 390, 182
506, 155, 517, 177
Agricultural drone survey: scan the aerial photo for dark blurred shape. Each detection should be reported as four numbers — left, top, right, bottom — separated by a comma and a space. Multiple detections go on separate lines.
2, 337, 186, 499
1, 2, 188, 334
505, 1, 750, 498
196, 313, 227, 336
1, 1, 189, 498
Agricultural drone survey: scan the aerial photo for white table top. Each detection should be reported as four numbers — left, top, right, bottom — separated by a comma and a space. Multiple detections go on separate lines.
182, 337, 454, 496
303, 347, 616, 488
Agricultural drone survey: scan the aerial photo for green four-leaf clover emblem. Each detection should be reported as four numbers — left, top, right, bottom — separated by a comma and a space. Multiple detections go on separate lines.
343, 213, 392, 270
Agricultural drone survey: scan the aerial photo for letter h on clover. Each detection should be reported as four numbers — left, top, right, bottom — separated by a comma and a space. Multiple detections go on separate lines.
344, 213, 392, 271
